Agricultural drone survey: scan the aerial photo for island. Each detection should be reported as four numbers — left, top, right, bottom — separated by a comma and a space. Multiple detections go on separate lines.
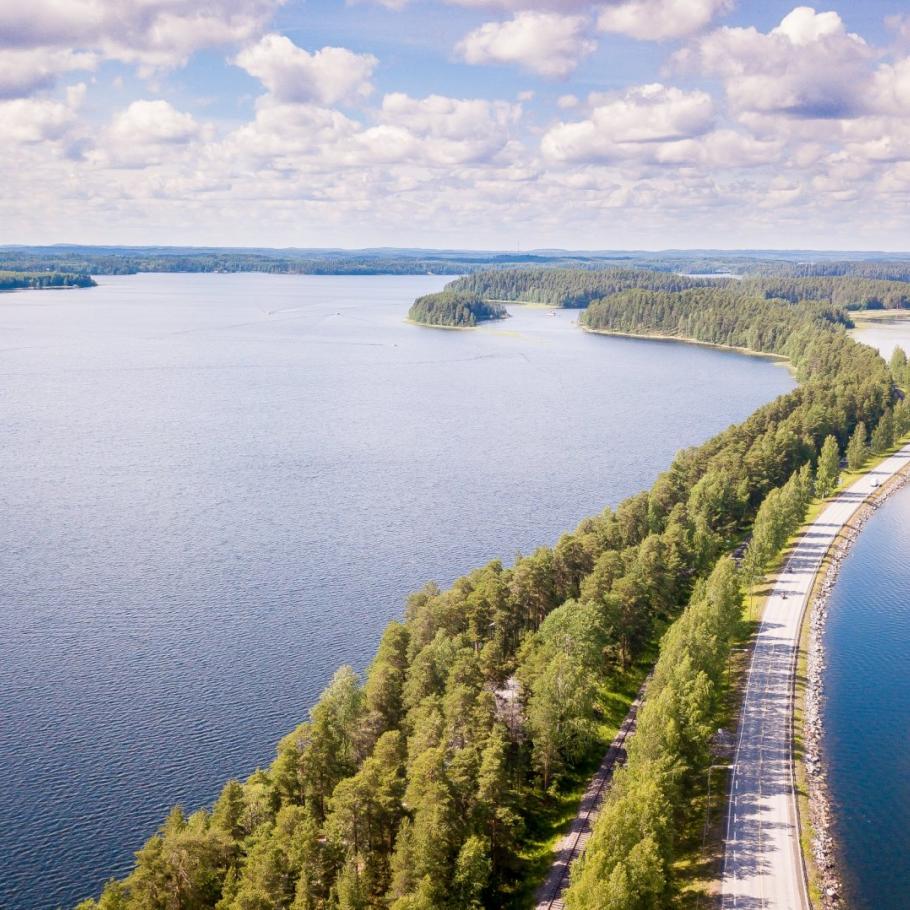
407, 290, 507, 327
0, 270, 96, 291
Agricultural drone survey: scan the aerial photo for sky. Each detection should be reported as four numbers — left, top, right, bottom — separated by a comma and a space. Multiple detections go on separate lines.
3, 0, 910, 250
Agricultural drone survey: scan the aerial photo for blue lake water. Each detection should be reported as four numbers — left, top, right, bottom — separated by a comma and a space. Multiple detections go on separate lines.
0, 274, 794, 910
821, 481, 910, 910
820, 315, 910, 910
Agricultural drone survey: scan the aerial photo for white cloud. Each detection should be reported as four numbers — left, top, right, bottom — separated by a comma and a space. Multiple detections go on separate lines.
362, 92, 522, 164
773, 6, 844, 45
234, 34, 377, 105
9, 3, 910, 248
222, 100, 360, 168
869, 58, 910, 116
0, 0, 281, 73
657, 129, 784, 167
457, 12, 595, 78
598, 0, 732, 41
86, 99, 209, 168
109, 100, 202, 146
542, 83, 714, 161
218, 90, 521, 175
0, 94, 82, 142
0, 47, 96, 98
676, 7, 873, 118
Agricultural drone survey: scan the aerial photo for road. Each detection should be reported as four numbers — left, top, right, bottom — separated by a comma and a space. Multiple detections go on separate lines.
534, 679, 648, 910
720, 443, 910, 909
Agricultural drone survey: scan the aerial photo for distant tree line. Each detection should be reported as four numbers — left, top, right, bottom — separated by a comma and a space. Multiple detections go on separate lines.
77, 272, 899, 910
408, 291, 507, 327
6, 247, 910, 285
449, 268, 910, 311
740, 276, 910, 310
753, 260, 910, 282
0, 270, 95, 291
446, 268, 720, 308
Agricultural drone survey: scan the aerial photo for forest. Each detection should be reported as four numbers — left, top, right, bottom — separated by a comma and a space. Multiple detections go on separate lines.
446, 268, 718, 308
408, 291, 507, 327
0, 270, 95, 291
454, 268, 910, 311
77, 271, 902, 910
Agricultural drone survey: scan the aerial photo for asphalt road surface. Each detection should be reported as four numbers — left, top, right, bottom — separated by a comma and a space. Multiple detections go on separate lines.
721, 444, 910, 909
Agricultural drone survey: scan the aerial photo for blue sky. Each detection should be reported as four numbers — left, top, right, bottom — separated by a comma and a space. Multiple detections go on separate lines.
3, 1, 910, 249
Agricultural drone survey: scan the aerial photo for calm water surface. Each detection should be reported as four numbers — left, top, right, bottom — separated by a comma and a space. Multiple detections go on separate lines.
821, 482, 910, 910
0, 274, 794, 910
820, 319, 910, 909
851, 314, 910, 360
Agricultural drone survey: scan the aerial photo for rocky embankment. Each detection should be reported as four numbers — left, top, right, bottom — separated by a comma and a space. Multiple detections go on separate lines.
804, 465, 910, 909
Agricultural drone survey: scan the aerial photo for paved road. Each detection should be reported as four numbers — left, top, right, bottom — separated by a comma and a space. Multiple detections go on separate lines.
721, 443, 910, 909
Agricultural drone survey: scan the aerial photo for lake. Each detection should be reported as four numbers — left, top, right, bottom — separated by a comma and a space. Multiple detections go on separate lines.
821, 482, 910, 910
0, 274, 794, 910
820, 319, 910, 909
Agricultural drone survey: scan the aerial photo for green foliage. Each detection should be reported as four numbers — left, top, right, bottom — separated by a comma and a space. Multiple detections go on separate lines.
581, 285, 851, 354
446, 268, 718, 308
742, 465, 814, 590
408, 291, 507, 327
738, 275, 910, 310
0, 269, 95, 290
815, 435, 840, 498
871, 408, 895, 453
80, 268, 899, 910
889, 345, 910, 389
847, 422, 870, 471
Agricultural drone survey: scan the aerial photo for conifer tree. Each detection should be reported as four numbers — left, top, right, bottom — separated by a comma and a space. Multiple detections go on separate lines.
815, 435, 840, 498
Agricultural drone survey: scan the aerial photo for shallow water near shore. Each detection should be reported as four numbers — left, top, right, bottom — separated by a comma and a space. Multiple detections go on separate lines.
0, 273, 795, 909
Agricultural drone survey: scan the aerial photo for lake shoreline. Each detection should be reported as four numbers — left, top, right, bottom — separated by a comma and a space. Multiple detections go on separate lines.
582, 325, 794, 368
404, 312, 511, 330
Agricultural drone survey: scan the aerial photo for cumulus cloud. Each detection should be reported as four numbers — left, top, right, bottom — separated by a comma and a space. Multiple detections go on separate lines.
218, 89, 521, 176
223, 101, 361, 167
0, 47, 96, 99
234, 34, 377, 105
0, 93, 83, 143
362, 92, 522, 164
676, 7, 873, 118
86, 99, 210, 168
0, 0, 281, 73
598, 0, 732, 41
109, 100, 202, 146
869, 58, 910, 116
542, 83, 714, 161
457, 12, 595, 78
